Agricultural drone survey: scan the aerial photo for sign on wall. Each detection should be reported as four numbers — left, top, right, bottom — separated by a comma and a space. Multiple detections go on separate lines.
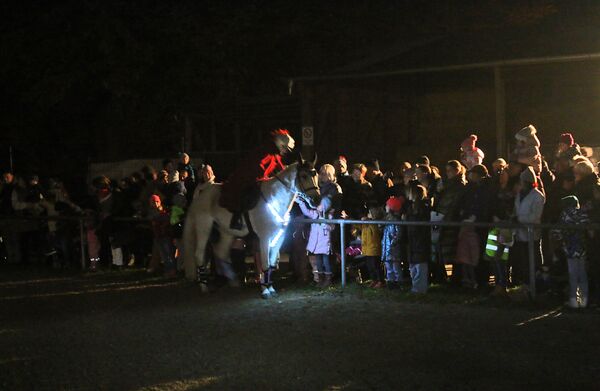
302, 126, 314, 146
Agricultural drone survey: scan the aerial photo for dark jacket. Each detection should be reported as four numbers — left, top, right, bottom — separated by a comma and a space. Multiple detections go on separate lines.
460, 177, 493, 222
435, 176, 466, 263
343, 179, 373, 219
368, 174, 389, 207
406, 199, 431, 264
435, 176, 466, 220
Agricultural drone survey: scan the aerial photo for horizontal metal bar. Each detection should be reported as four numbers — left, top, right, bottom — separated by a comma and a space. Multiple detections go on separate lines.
0, 214, 597, 231
289, 52, 600, 82
292, 218, 600, 231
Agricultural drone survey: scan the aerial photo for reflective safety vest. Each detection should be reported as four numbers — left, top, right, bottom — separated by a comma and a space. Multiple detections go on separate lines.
485, 228, 510, 261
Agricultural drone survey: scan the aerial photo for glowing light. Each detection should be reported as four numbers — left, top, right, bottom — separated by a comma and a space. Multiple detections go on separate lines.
269, 228, 285, 247
266, 194, 295, 248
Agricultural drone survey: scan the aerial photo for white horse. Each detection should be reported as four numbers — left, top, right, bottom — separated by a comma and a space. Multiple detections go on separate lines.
183, 155, 319, 298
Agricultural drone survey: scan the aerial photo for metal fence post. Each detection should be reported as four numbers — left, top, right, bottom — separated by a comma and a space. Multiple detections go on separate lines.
79, 218, 86, 270
340, 221, 346, 288
527, 226, 536, 299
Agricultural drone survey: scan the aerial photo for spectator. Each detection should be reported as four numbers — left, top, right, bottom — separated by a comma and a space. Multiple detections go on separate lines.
511, 167, 545, 296
318, 163, 343, 216
556, 133, 581, 161
381, 196, 405, 288
460, 134, 485, 170
178, 152, 196, 183
415, 164, 438, 206
149, 194, 176, 278
343, 163, 373, 219
491, 158, 507, 177
0, 171, 24, 264
434, 161, 466, 282
573, 159, 598, 211
405, 181, 431, 294
357, 207, 384, 288
296, 197, 335, 288
365, 159, 390, 207
552, 195, 590, 308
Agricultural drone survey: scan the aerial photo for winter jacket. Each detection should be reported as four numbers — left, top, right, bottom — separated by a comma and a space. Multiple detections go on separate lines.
515, 187, 545, 241
320, 181, 343, 216
406, 199, 431, 264
359, 223, 381, 257
381, 214, 403, 261
552, 206, 590, 260
343, 179, 373, 218
460, 177, 493, 222
298, 200, 334, 255
435, 176, 466, 219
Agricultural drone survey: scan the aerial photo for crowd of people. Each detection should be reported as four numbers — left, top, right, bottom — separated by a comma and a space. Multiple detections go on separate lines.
1, 126, 600, 308
294, 127, 600, 308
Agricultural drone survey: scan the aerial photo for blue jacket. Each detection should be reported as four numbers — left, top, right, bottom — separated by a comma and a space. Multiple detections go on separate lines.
381, 214, 403, 261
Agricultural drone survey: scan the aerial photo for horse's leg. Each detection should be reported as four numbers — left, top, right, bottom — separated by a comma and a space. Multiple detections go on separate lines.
183, 211, 213, 281
259, 238, 274, 299
212, 233, 239, 286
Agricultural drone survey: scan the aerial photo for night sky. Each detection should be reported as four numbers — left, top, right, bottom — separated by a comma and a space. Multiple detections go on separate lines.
1, 1, 598, 176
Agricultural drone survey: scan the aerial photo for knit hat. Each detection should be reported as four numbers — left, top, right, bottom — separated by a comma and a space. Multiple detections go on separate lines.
385, 196, 405, 213
519, 166, 537, 185
150, 194, 162, 203
516, 125, 537, 142
560, 133, 574, 146
560, 195, 580, 209
461, 134, 478, 151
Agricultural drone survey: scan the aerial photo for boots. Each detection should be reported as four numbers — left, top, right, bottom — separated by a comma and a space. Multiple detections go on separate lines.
316, 273, 325, 288
320, 273, 332, 288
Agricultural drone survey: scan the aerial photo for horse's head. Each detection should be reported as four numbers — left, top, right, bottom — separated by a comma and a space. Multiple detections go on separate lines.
296, 153, 320, 201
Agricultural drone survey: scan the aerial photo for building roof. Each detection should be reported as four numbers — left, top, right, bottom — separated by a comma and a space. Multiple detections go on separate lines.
291, 24, 600, 81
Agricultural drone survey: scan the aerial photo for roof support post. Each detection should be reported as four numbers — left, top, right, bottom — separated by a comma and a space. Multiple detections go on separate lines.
494, 66, 507, 158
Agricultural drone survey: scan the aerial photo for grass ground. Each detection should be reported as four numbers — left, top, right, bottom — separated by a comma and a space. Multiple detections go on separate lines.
1, 266, 599, 390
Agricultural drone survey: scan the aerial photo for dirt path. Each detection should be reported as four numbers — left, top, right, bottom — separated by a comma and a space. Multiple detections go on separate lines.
1, 269, 599, 390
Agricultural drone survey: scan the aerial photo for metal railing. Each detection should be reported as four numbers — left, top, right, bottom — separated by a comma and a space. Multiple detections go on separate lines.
1, 214, 597, 300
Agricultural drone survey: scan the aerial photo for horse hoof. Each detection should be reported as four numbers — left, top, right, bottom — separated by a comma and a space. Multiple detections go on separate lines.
261, 288, 271, 299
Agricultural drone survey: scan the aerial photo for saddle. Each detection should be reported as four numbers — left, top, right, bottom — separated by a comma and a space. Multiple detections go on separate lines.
220, 183, 262, 230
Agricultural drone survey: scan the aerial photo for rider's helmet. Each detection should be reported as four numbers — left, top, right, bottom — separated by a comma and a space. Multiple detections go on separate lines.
272, 129, 295, 154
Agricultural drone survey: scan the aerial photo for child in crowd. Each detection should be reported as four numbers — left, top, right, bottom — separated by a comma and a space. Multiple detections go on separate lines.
358, 207, 383, 288
148, 194, 176, 278
381, 196, 405, 288
297, 196, 335, 288
405, 181, 431, 293
552, 195, 590, 308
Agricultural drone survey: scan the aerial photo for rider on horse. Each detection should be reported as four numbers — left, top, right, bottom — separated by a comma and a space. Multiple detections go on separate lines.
220, 129, 296, 229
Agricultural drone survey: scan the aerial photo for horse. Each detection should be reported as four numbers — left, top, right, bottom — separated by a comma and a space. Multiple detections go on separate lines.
182, 155, 320, 298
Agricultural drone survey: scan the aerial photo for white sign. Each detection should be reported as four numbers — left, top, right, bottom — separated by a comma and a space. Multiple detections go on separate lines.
302, 126, 314, 146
